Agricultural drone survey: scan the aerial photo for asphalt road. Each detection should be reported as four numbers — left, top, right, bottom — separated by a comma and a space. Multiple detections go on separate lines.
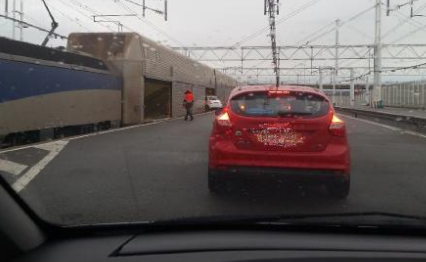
1, 113, 426, 225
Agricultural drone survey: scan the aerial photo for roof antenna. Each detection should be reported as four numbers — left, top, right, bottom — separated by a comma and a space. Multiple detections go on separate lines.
41, 0, 58, 46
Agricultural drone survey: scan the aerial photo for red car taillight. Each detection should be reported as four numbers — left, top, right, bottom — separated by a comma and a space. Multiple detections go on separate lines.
213, 110, 232, 136
217, 111, 231, 127
329, 114, 346, 137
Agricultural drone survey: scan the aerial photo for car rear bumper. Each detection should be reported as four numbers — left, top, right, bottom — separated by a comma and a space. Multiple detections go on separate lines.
208, 104, 223, 109
209, 166, 349, 183
209, 139, 350, 175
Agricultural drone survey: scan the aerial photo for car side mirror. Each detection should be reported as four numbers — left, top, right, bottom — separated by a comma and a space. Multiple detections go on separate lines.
215, 108, 222, 116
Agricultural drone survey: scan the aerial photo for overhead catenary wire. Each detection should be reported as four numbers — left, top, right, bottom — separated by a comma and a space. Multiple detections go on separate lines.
235, 4, 377, 83
345, 24, 373, 40
70, 0, 147, 33
67, 0, 120, 32
232, 0, 323, 47
382, 4, 426, 39
322, 2, 426, 77
121, 0, 165, 15
394, 0, 422, 9
57, 0, 115, 32
295, 20, 336, 45
389, 22, 426, 43
0, 14, 67, 39
301, 5, 376, 45
46, 0, 93, 32
337, 60, 426, 83
114, 0, 229, 69
113, 0, 186, 47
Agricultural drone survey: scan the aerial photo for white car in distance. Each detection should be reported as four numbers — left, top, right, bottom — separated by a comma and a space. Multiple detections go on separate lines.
205, 96, 223, 110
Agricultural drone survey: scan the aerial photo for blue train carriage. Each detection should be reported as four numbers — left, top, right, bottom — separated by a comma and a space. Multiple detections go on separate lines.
0, 37, 123, 147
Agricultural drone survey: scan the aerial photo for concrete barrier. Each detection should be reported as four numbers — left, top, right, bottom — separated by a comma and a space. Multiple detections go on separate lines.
335, 106, 426, 135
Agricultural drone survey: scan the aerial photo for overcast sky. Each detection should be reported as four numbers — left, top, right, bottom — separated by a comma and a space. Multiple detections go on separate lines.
1, 0, 426, 83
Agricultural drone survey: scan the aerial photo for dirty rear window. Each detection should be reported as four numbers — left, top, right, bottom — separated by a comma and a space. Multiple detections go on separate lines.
207, 96, 219, 100
230, 91, 330, 118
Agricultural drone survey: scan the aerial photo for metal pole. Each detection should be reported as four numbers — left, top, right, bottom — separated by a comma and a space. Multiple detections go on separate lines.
350, 68, 355, 106
373, 0, 383, 108
5, 0, 8, 15
333, 19, 340, 105
12, 0, 15, 39
335, 19, 340, 75
319, 67, 323, 91
19, 0, 23, 41
164, 0, 168, 21
304, 68, 306, 84
332, 72, 336, 105
386, 0, 390, 16
365, 76, 370, 105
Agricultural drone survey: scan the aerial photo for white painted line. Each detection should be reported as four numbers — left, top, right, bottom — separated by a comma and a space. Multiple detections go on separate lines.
0, 112, 214, 154
404, 130, 426, 139
0, 159, 28, 176
12, 140, 68, 193
340, 114, 426, 140
340, 114, 401, 131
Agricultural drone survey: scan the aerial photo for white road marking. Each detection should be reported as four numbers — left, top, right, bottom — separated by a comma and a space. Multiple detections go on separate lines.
340, 114, 401, 131
0, 112, 213, 154
2, 112, 213, 192
0, 159, 28, 176
340, 114, 426, 140
12, 140, 68, 193
404, 130, 426, 139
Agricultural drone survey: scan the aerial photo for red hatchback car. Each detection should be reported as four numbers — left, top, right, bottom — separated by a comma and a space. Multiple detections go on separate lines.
208, 85, 351, 199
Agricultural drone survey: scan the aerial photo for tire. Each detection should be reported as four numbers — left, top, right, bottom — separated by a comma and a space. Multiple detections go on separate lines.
208, 169, 224, 194
326, 178, 350, 199
205, 105, 210, 112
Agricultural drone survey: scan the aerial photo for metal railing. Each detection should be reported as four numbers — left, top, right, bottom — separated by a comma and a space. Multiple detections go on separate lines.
332, 81, 426, 109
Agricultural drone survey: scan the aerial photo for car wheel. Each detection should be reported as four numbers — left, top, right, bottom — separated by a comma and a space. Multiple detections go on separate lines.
208, 169, 224, 194
205, 105, 210, 112
326, 178, 350, 199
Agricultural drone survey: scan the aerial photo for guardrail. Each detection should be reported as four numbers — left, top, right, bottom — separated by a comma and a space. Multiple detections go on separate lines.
333, 81, 426, 110
335, 106, 426, 135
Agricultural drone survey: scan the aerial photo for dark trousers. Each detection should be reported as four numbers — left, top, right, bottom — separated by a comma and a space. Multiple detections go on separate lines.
185, 106, 193, 120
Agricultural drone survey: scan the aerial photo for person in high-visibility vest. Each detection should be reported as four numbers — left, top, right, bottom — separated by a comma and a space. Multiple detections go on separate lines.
183, 90, 194, 121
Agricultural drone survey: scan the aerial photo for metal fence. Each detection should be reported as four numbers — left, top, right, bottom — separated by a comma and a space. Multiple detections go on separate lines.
331, 81, 426, 109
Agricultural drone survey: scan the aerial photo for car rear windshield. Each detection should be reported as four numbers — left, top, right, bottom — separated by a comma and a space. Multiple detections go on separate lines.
230, 91, 330, 118
208, 96, 219, 100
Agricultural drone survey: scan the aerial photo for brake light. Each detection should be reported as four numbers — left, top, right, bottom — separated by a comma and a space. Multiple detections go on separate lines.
329, 115, 345, 137
268, 90, 291, 96
217, 112, 231, 127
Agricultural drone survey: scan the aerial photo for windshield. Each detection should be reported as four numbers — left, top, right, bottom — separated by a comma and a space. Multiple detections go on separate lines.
1, 0, 426, 229
230, 91, 330, 118
208, 96, 220, 100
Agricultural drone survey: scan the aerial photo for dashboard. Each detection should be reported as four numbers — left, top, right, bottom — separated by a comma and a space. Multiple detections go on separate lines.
12, 230, 426, 262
